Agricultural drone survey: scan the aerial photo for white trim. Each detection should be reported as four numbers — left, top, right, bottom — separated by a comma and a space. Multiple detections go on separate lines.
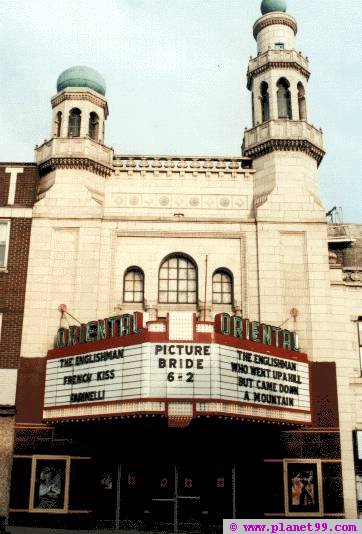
0, 220, 10, 270
5, 167, 23, 205
0, 207, 32, 218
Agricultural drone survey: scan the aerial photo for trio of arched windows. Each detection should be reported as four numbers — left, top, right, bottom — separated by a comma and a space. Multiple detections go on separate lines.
123, 253, 234, 305
54, 109, 100, 140
259, 78, 306, 122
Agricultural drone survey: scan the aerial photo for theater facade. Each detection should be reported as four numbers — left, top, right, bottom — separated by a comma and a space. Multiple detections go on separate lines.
4, 0, 362, 531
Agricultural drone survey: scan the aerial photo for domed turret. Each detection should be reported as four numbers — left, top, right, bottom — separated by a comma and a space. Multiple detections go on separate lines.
57, 66, 106, 96
50, 67, 108, 142
261, 0, 287, 14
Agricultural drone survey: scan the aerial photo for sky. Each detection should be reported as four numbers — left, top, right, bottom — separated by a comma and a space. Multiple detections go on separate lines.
0, 0, 361, 222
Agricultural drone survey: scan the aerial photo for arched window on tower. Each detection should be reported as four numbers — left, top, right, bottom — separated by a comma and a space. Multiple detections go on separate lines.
68, 108, 81, 137
212, 269, 233, 305
55, 111, 62, 137
123, 267, 144, 303
260, 82, 270, 122
159, 253, 197, 304
277, 78, 292, 119
298, 82, 307, 120
89, 112, 99, 141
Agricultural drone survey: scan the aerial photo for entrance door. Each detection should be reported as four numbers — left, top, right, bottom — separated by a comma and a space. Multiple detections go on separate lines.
116, 463, 234, 533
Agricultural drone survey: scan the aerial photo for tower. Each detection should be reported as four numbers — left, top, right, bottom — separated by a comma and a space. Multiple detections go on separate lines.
51, 66, 108, 143
243, 0, 325, 218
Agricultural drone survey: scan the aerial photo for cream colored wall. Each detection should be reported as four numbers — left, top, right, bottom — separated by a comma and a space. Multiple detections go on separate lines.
256, 19, 296, 54
20, 163, 257, 357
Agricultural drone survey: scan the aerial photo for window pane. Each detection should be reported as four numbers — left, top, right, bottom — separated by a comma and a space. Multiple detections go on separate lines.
168, 268, 177, 279
0, 223, 7, 240
133, 292, 143, 302
178, 292, 187, 303
124, 292, 133, 302
179, 280, 187, 291
188, 280, 196, 291
188, 293, 196, 304
159, 292, 167, 303
169, 258, 177, 268
168, 293, 177, 303
159, 280, 168, 290
159, 267, 168, 279
169, 280, 177, 291
213, 282, 222, 293
213, 294, 222, 304
213, 273, 221, 282
0, 244, 5, 267
188, 269, 196, 280
134, 272, 143, 282
222, 293, 232, 304
179, 268, 187, 279
134, 281, 143, 291
178, 259, 187, 268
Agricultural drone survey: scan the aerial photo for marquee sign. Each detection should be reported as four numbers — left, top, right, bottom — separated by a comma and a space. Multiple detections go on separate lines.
44, 342, 309, 408
43, 312, 311, 424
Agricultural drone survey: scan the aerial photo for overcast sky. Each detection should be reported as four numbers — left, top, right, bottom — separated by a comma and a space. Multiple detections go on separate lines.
0, 0, 361, 222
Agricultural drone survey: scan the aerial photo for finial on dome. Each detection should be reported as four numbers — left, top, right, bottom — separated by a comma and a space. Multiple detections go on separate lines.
261, 0, 287, 15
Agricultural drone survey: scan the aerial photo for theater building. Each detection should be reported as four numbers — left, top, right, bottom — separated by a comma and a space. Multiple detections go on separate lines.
6, 0, 362, 530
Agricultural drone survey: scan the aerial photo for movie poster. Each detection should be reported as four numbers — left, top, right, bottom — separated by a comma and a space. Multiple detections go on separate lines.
287, 463, 319, 514
32, 459, 67, 511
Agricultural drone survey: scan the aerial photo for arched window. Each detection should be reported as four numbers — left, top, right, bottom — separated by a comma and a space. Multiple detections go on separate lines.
277, 78, 292, 119
68, 108, 81, 137
159, 253, 197, 304
212, 269, 233, 304
55, 111, 62, 137
89, 112, 99, 141
260, 82, 270, 122
123, 267, 144, 303
298, 82, 307, 120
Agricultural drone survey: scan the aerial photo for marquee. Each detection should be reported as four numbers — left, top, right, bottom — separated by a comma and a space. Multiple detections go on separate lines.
43, 312, 311, 425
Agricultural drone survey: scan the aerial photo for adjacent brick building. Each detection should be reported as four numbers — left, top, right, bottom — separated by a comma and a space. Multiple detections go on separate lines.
0, 164, 38, 530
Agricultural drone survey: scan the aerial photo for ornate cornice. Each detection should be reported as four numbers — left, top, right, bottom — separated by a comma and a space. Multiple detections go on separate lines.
247, 61, 310, 89
38, 157, 113, 177
253, 15, 297, 39
51, 92, 108, 117
243, 139, 325, 167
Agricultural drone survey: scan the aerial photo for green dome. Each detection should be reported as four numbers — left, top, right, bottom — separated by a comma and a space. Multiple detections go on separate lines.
261, 0, 287, 14
56, 66, 106, 96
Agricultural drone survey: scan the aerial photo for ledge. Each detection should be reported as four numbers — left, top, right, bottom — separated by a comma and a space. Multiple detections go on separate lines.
247, 50, 310, 89
243, 120, 324, 166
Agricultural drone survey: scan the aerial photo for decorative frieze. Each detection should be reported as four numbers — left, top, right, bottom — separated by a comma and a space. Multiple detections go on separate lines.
51, 90, 108, 117
110, 193, 248, 210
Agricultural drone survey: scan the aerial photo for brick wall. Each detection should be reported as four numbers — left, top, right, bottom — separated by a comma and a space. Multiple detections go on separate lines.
0, 164, 38, 369
0, 165, 37, 207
